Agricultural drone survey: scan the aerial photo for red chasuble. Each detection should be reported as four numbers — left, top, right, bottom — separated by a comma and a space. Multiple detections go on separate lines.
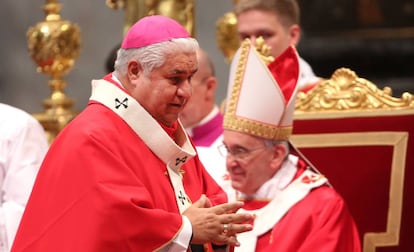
242, 186, 361, 252
227, 157, 361, 252
11, 77, 226, 252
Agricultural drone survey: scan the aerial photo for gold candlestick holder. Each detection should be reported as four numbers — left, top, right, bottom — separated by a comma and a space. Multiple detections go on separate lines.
216, 0, 240, 62
27, 0, 81, 143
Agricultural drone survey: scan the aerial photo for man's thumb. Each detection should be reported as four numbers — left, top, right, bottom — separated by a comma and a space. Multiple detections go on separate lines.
193, 194, 208, 208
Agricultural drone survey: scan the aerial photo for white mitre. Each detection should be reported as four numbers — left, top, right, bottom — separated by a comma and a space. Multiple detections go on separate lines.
223, 39, 300, 140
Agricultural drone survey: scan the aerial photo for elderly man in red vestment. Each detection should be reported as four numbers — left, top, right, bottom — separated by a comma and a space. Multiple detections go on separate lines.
219, 39, 361, 251
11, 15, 254, 252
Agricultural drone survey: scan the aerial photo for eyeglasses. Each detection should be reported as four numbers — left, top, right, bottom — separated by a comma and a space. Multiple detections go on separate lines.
218, 144, 268, 160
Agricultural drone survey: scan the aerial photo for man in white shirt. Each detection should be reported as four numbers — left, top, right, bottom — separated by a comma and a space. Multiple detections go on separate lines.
234, 0, 321, 91
0, 103, 48, 252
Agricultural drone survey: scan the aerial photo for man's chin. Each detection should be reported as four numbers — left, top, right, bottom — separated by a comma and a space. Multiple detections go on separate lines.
231, 180, 244, 192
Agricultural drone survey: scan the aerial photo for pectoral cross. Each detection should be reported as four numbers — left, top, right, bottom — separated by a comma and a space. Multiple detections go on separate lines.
178, 190, 186, 205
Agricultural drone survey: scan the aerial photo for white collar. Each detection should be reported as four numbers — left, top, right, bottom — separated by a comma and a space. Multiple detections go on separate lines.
89, 78, 196, 171
239, 155, 299, 200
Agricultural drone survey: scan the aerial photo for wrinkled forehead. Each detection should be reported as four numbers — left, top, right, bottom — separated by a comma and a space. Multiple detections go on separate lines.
161, 51, 198, 74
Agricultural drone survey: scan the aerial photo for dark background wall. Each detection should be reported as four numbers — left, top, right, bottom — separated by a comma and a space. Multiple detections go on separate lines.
297, 0, 414, 97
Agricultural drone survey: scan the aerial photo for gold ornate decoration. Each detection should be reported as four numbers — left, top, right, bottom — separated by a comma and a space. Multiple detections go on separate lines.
215, 0, 240, 62
216, 11, 239, 62
254, 37, 274, 65
224, 39, 249, 119
292, 68, 414, 251
27, 0, 81, 143
295, 68, 414, 114
106, 0, 195, 36
106, 0, 147, 36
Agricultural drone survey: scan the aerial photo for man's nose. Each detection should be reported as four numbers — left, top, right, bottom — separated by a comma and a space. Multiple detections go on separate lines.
177, 79, 192, 99
249, 36, 257, 44
226, 154, 239, 170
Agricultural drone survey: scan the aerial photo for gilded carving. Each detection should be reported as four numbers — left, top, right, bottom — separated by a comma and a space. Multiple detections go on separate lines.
27, 0, 80, 143
295, 68, 414, 113
106, 0, 195, 36
215, 0, 240, 62
216, 11, 239, 62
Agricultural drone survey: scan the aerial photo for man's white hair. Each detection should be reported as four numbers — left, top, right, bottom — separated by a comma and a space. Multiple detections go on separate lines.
114, 37, 199, 77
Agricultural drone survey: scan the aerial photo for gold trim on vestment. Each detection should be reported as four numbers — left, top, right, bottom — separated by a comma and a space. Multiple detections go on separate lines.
224, 114, 292, 141
223, 39, 291, 141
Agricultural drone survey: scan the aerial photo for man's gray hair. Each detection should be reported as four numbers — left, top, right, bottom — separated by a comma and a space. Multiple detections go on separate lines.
114, 37, 199, 77
264, 139, 290, 160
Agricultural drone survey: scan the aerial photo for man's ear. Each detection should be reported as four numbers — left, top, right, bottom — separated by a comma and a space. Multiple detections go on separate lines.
127, 60, 142, 81
205, 76, 217, 100
289, 24, 301, 46
270, 144, 288, 172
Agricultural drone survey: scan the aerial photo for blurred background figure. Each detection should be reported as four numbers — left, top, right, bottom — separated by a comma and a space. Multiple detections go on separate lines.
105, 43, 121, 73
0, 103, 48, 252
180, 48, 227, 185
234, 0, 321, 91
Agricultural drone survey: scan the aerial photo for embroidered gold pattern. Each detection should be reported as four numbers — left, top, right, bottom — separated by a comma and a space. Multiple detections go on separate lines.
223, 38, 292, 141
254, 37, 274, 65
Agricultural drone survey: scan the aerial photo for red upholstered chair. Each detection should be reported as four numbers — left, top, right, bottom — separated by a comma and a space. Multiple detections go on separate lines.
291, 68, 414, 252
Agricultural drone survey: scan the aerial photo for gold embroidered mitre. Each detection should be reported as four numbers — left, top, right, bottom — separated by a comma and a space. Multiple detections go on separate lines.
223, 39, 300, 141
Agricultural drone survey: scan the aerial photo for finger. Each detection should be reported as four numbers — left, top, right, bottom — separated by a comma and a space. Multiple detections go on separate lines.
212, 201, 244, 214
192, 194, 207, 208
221, 222, 252, 236
222, 223, 230, 235
204, 196, 212, 208
221, 212, 254, 225
229, 235, 241, 247
227, 235, 240, 247
216, 233, 240, 247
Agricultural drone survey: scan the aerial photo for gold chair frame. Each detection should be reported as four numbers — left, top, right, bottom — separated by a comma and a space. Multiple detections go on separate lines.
292, 68, 414, 251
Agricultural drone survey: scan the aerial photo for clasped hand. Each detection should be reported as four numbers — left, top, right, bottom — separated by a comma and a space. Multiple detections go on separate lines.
183, 194, 253, 247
